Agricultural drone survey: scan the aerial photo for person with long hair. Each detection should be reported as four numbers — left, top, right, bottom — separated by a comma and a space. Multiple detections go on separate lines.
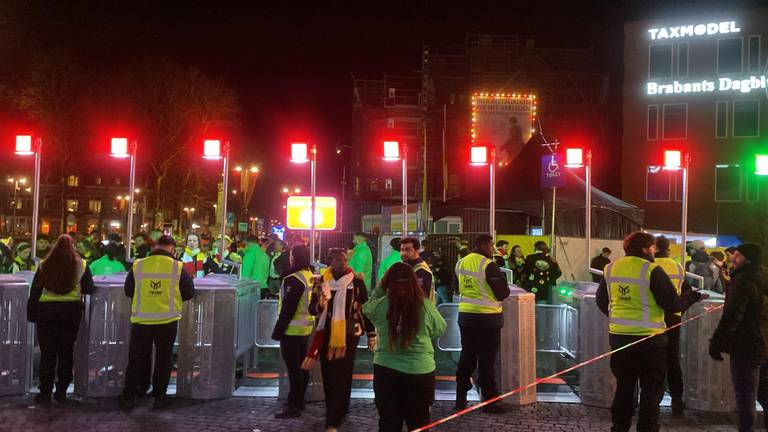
26, 234, 95, 405
363, 262, 446, 431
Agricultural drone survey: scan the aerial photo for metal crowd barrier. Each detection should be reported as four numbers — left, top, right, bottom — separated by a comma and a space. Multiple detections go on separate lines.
535, 303, 578, 359
0, 275, 32, 396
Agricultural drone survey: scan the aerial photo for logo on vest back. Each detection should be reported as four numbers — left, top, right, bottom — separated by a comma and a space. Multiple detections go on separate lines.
618, 285, 631, 301
149, 280, 163, 295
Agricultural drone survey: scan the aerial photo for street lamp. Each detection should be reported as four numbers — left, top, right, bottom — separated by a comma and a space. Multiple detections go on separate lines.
663, 150, 688, 263
14, 136, 41, 256
470, 145, 496, 238
203, 139, 231, 252
110, 137, 137, 261
383, 141, 408, 234
565, 147, 592, 272
290, 142, 317, 264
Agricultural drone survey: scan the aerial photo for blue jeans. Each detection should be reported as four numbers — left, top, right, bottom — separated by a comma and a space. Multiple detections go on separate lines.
436, 285, 451, 305
730, 355, 768, 432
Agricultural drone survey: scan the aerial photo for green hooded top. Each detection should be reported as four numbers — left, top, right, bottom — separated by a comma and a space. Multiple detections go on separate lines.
377, 250, 402, 282
241, 243, 270, 287
349, 241, 373, 290
90, 255, 126, 276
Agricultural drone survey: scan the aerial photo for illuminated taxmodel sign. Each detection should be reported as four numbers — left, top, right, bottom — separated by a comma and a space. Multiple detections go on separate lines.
646, 76, 768, 95
648, 21, 740, 40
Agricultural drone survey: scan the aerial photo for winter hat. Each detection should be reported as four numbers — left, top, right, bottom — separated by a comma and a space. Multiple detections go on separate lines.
692, 249, 710, 263
736, 243, 763, 265
688, 239, 705, 253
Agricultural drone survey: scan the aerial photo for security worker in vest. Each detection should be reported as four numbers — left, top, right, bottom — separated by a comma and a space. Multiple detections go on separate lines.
596, 231, 705, 432
453, 234, 511, 413
119, 235, 195, 410
654, 235, 695, 416
272, 244, 315, 419
26, 234, 95, 406
400, 237, 435, 302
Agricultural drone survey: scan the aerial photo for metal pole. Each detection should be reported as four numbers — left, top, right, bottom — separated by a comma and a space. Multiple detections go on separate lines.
585, 149, 592, 270
310, 144, 317, 265
220, 142, 230, 255
489, 148, 496, 238
31, 139, 41, 258
402, 144, 408, 235
125, 140, 137, 262
11, 180, 18, 236
550, 187, 557, 259
680, 153, 690, 264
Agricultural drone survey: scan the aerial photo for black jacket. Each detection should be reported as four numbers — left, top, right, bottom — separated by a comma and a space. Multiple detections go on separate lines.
710, 262, 768, 359
590, 255, 611, 283
308, 269, 375, 344
521, 252, 562, 302
271, 269, 310, 341
27, 263, 96, 323
124, 249, 196, 301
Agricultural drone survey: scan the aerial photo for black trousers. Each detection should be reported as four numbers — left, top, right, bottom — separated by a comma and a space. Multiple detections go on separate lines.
609, 338, 667, 432
123, 322, 178, 397
280, 335, 309, 408
730, 355, 768, 432
456, 325, 501, 399
373, 364, 435, 432
36, 305, 82, 396
665, 327, 683, 400
320, 335, 358, 428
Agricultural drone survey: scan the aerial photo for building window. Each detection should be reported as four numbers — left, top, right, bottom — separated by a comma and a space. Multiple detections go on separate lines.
66, 197, 79, 212
662, 103, 687, 139
88, 198, 102, 214
43, 195, 51, 210
715, 101, 728, 138
717, 38, 743, 74
66, 175, 79, 187
677, 42, 688, 77
746, 172, 760, 202
733, 100, 759, 137
647, 105, 659, 140
649, 45, 673, 79
646, 166, 670, 201
749, 35, 761, 72
715, 165, 742, 202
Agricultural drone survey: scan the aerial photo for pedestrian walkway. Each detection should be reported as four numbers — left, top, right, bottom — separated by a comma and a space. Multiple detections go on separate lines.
0, 395, 742, 431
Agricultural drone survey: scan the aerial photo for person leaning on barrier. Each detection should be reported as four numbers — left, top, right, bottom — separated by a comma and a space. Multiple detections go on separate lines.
271, 244, 315, 419
363, 262, 447, 432
654, 236, 694, 416
26, 234, 95, 406
453, 233, 512, 414
119, 235, 195, 411
596, 231, 706, 432
709, 243, 768, 432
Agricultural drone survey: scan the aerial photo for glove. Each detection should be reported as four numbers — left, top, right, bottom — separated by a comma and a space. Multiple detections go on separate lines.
708, 343, 724, 361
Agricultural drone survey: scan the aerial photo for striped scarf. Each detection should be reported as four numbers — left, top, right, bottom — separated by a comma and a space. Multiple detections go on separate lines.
316, 268, 355, 360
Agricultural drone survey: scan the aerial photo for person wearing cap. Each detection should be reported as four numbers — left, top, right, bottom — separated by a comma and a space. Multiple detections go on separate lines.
11, 242, 36, 273
709, 243, 768, 431
119, 235, 195, 410
596, 231, 706, 432
654, 235, 695, 415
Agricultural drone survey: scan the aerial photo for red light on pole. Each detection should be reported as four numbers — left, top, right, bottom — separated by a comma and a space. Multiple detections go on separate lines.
664, 150, 682, 170
383, 141, 400, 161
291, 143, 309, 163
203, 139, 222, 160
110, 137, 129, 158
14, 135, 33, 155
565, 148, 584, 168
470, 146, 488, 165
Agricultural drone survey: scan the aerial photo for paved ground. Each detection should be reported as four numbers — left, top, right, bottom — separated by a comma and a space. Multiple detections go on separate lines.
0, 395, 747, 432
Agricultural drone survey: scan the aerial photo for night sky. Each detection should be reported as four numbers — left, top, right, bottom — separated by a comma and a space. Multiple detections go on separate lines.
2, 0, 767, 219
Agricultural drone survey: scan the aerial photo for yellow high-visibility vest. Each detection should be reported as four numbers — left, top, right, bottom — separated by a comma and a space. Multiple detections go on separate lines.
39, 258, 87, 302
604, 256, 666, 336
455, 253, 502, 314
131, 254, 184, 325
412, 260, 436, 304
279, 269, 315, 336
655, 257, 685, 317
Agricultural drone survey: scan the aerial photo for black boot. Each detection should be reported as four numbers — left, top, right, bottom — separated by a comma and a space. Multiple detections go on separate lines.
33, 393, 52, 407
274, 406, 302, 419
455, 392, 468, 410
118, 394, 137, 411
153, 395, 173, 410
671, 398, 684, 416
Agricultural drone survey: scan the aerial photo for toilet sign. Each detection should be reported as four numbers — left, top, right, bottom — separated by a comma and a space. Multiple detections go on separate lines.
541, 153, 566, 188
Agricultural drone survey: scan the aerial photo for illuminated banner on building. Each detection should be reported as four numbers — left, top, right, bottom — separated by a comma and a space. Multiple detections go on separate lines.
471, 93, 536, 165
647, 21, 740, 40
646, 76, 768, 96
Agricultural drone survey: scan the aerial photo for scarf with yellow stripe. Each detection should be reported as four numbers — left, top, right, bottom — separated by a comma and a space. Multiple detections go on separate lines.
316, 268, 355, 360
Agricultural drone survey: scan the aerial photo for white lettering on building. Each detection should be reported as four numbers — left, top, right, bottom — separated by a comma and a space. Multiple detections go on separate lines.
648, 21, 740, 40
646, 76, 768, 95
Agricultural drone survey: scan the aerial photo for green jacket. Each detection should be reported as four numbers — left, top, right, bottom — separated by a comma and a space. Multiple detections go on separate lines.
90, 255, 126, 276
241, 243, 270, 287
349, 242, 373, 290
362, 296, 446, 374
377, 250, 402, 282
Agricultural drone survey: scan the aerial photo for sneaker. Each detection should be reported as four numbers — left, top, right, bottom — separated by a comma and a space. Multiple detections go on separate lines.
33, 394, 51, 407
274, 406, 302, 419
482, 401, 514, 414
153, 395, 173, 410
671, 398, 684, 416
118, 395, 137, 411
